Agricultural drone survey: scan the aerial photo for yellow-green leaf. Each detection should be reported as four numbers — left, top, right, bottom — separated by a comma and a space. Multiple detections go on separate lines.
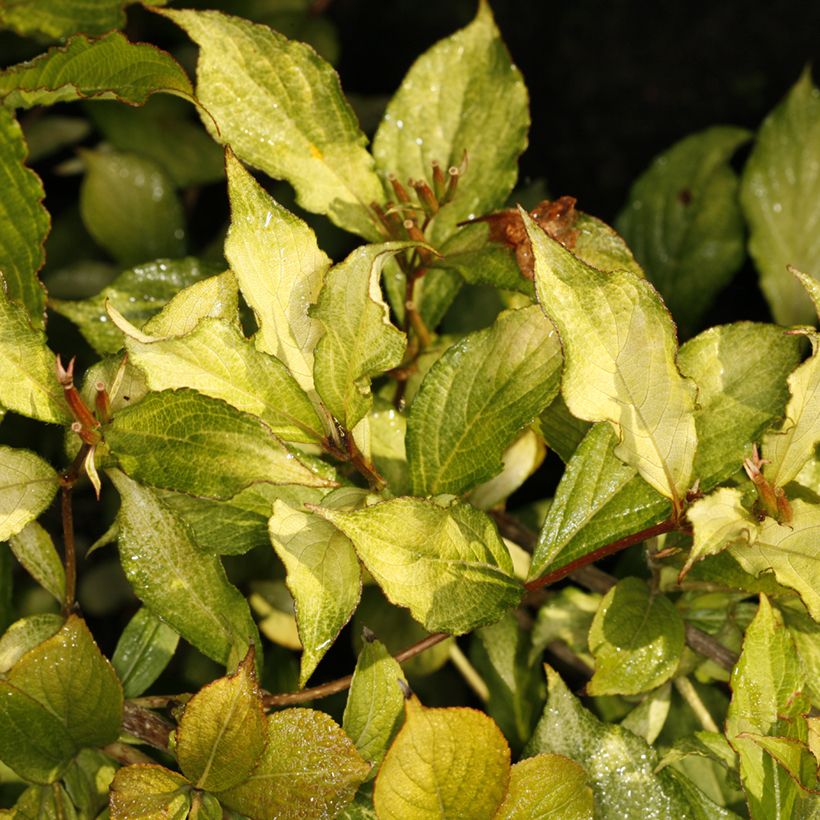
164, 9, 383, 238
176, 651, 266, 792
372, 1, 528, 244
0, 448, 60, 543
0, 32, 193, 108
125, 318, 325, 445
269, 500, 362, 687
219, 708, 369, 819
313, 497, 521, 634
0, 0, 125, 40
495, 754, 593, 820
587, 577, 684, 696
0, 614, 63, 674
312, 243, 410, 430
407, 306, 561, 496
109, 764, 192, 820
224, 153, 329, 393
8, 521, 65, 604
526, 214, 698, 505
374, 696, 510, 820
741, 70, 820, 325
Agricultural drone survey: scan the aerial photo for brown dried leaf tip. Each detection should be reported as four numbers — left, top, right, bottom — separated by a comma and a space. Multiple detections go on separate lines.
463, 195, 580, 280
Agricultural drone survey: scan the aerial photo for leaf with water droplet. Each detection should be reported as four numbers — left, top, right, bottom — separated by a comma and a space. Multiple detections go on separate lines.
407, 305, 561, 496
0, 448, 60, 544
218, 708, 369, 819
374, 695, 511, 820
109, 764, 192, 819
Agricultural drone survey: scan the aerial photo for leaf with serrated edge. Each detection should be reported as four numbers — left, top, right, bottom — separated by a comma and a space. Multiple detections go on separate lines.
106, 389, 333, 499
528, 423, 670, 582
408, 306, 561, 496
176, 651, 266, 792
224, 152, 331, 396
495, 753, 594, 820
110, 469, 259, 666
678, 322, 801, 490
164, 10, 383, 238
270, 500, 362, 687
763, 337, 820, 490
80, 148, 186, 266
587, 577, 684, 696
730, 500, 820, 621
0, 108, 47, 324
126, 319, 324, 444
51, 257, 218, 355
219, 708, 369, 819
373, 1, 528, 244
9, 521, 65, 604
726, 595, 812, 819
682, 488, 757, 579
343, 637, 406, 776
741, 70, 820, 325
616, 127, 750, 332
374, 696, 510, 820
111, 607, 179, 699
313, 497, 521, 634
0, 615, 63, 675
312, 243, 411, 430
0, 32, 193, 109
109, 764, 192, 820
0, 448, 60, 543
526, 213, 698, 505
525, 665, 725, 820
0, 289, 68, 423
0, 0, 125, 40
0, 615, 123, 784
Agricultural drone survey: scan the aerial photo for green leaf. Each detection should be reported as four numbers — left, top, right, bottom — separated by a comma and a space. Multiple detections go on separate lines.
312, 243, 411, 429
8, 521, 65, 604
11, 783, 78, 820
0, 447, 60, 543
470, 613, 544, 753
0, 0, 125, 40
526, 665, 721, 820
620, 682, 672, 744
219, 708, 369, 819
587, 577, 684, 696
682, 488, 757, 578
677, 322, 802, 489
537, 393, 591, 463
526, 214, 698, 505
616, 127, 750, 333
176, 651, 266, 792
741, 70, 820, 325
0, 615, 123, 784
726, 595, 812, 818
374, 696, 510, 820
343, 637, 407, 776
0, 32, 193, 109
125, 318, 325, 444
571, 212, 646, 279
313, 497, 521, 634
763, 334, 820, 489
111, 607, 179, 698
0, 107, 47, 324
0, 614, 63, 674
495, 753, 594, 820
372, 1, 528, 244
224, 152, 330, 394
781, 601, 820, 708
738, 734, 819, 795
79, 149, 186, 266
528, 423, 670, 582
530, 586, 601, 667
730, 500, 820, 621
160, 483, 327, 556
88, 96, 223, 188
106, 389, 333, 499
407, 306, 561, 496
51, 257, 218, 355
165, 9, 383, 238
110, 469, 260, 666
109, 764, 192, 820
269, 500, 362, 687
369, 400, 409, 496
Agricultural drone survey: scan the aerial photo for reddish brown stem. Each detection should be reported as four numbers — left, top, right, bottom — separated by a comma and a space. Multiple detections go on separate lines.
122, 701, 174, 751
524, 518, 677, 592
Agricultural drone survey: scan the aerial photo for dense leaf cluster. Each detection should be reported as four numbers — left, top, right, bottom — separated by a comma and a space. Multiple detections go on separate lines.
0, 1, 819, 818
